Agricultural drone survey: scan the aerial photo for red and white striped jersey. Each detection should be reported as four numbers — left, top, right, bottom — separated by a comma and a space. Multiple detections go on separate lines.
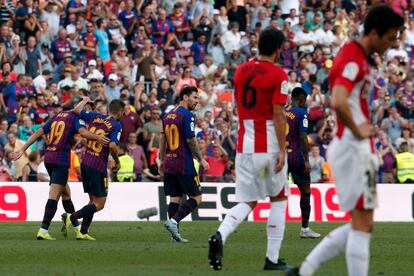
234, 60, 288, 153
329, 41, 374, 151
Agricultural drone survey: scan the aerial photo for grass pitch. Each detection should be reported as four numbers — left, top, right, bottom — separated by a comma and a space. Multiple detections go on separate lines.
0, 221, 412, 275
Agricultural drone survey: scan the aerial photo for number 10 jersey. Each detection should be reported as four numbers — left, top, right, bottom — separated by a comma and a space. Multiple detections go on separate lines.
162, 106, 197, 175
234, 60, 288, 153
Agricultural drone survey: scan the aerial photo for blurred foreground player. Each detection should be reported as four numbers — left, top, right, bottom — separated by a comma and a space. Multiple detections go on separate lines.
208, 28, 290, 271
62, 98, 124, 240
12, 98, 110, 240
160, 86, 210, 242
286, 6, 404, 276
286, 87, 320, 239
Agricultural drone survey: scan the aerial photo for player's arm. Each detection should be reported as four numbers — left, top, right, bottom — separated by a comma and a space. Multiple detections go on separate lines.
109, 141, 120, 172
11, 128, 44, 160
273, 104, 286, 172
73, 96, 92, 115
187, 137, 210, 171
78, 127, 110, 145
331, 85, 375, 139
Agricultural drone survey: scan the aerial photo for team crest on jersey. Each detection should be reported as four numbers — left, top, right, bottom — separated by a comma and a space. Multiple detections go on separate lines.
281, 81, 288, 95
342, 62, 359, 81
117, 131, 121, 141
303, 118, 308, 128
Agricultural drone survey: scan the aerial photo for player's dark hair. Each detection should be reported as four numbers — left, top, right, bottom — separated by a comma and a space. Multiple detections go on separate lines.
179, 86, 198, 101
291, 87, 307, 99
109, 99, 125, 115
258, 28, 285, 56
363, 5, 404, 37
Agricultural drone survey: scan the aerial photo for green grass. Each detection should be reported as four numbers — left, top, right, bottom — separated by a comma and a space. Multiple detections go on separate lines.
0, 222, 412, 275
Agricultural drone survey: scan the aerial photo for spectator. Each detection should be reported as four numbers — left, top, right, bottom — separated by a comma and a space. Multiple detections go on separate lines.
68, 149, 81, 182
191, 34, 208, 65
127, 132, 148, 181
18, 115, 41, 151
396, 142, 414, 183
309, 144, 325, 183
120, 98, 142, 143
381, 107, 407, 144
205, 143, 228, 182
106, 15, 127, 54
142, 108, 162, 149
22, 150, 40, 181
396, 128, 414, 153
377, 132, 398, 183
136, 39, 156, 82
175, 66, 196, 94
220, 122, 236, 161
5, 131, 30, 180
116, 143, 135, 182
50, 28, 72, 64
95, 18, 111, 63
221, 22, 241, 55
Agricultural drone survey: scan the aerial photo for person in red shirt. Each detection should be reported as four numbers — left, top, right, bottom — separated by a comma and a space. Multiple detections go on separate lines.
209, 28, 289, 271
205, 143, 228, 182
286, 6, 404, 276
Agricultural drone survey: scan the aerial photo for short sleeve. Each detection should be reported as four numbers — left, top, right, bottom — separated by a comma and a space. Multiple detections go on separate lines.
298, 110, 308, 134
109, 123, 122, 145
272, 70, 288, 105
42, 118, 53, 134
331, 60, 362, 94
79, 110, 96, 124
183, 112, 195, 139
74, 114, 86, 131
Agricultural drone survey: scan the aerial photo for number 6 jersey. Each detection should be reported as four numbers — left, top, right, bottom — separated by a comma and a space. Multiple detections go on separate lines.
42, 111, 86, 166
79, 110, 122, 174
162, 106, 197, 175
234, 60, 288, 153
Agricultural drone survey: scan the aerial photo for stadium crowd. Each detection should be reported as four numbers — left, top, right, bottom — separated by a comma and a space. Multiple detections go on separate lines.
1, 0, 414, 183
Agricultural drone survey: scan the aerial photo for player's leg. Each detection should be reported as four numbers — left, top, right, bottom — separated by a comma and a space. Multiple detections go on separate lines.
165, 174, 202, 242
37, 164, 67, 240
61, 185, 80, 233
263, 194, 288, 270
294, 170, 320, 238
168, 196, 182, 220
346, 209, 373, 276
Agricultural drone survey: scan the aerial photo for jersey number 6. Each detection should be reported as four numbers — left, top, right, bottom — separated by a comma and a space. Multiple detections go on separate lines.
242, 76, 257, 108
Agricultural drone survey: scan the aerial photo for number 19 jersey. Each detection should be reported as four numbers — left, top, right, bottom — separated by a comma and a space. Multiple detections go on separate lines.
162, 106, 197, 175
234, 60, 288, 153
80, 110, 122, 174
42, 111, 85, 166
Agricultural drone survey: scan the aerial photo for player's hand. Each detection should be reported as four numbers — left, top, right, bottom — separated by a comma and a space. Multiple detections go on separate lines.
96, 134, 110, 145
201, 159, 210, 171
275, 151, 285, 173
158, 161, 164, 177
356, 122, 377, 140
113, 162, 121, 173
82, 96, 92, 103
11, 150, 23, 161
304, 161, 311, 173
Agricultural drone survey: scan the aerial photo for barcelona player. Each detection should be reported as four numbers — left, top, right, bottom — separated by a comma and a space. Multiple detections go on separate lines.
286, 87, 320, 239
62, 99, 124, 240
160, 86, 210, 242
12, 97, 110, 240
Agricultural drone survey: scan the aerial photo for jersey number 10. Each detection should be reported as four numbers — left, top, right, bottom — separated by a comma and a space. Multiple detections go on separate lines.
165, 124, 179, 150
88, 127, 106, 153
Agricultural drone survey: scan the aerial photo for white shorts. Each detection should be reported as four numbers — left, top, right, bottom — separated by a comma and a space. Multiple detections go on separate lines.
235, 153, 289, 202
327, 138, 379, 211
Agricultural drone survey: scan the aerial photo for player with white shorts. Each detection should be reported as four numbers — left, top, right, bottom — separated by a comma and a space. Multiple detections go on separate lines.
208, 28, 290, 271
286, 5, 404, 276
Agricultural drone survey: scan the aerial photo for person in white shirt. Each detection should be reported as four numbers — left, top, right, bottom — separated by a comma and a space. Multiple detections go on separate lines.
279, 0, 300, 17
294, 23, 316, 54
221, 22, 241, 55
85, 59, 104, 81
284, 8, 299, 26
33, 70, 52, 94
386, 39, 409, 64
58, 66, 89, 90
37, 160, 50, 182
314, 20, 335, 55
41, 2, 61, 37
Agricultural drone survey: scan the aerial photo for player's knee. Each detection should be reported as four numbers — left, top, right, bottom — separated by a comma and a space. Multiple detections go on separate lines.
192, 195, 202, 205
93, 198, 106, 211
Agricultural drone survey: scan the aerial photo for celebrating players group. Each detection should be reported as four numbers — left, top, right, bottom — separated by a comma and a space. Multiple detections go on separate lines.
12, 5, 404, 276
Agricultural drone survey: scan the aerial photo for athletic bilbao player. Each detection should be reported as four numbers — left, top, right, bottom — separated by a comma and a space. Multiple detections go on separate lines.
286, 6, 404, 276
208, 28, 290, 271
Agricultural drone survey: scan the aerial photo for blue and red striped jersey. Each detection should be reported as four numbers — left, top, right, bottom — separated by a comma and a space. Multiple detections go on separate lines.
162, 106, 196, 175
286, 105, 308, 166
42, 111, 86, 166
79, 110, 122, 174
